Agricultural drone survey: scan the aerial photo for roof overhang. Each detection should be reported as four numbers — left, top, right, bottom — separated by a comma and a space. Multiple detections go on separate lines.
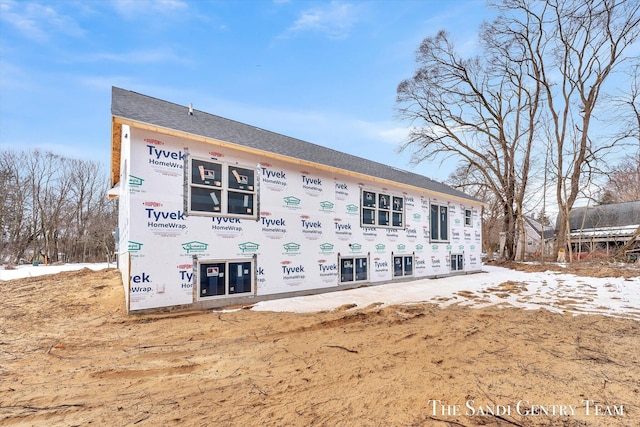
109, 115, 487, 206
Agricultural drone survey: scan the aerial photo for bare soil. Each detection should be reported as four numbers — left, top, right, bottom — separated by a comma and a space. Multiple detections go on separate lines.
1, 265, 639, 426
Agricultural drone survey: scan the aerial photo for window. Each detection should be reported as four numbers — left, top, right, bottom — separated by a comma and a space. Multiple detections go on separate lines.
198, 259, 254, 299
464, 209, 472, 227
188, 157, 256, 218
430, 203, 449, 241
339, 256, 368, 283
450, 254, 464, 271
361, 190, 404, 229
393, 255, 414, 277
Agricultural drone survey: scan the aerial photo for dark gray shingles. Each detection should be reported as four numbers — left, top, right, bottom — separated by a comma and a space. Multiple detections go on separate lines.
568, 201, 640, 230
112, 87, 480, 202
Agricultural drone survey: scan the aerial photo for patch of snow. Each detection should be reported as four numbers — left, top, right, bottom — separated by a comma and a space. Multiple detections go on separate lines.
0, 263, 112, 281
2, 263, 638, 320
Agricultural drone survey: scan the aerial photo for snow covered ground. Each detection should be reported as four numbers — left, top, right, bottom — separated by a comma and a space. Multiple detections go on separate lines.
1, 263, 638, 320
0, 263, 112, 281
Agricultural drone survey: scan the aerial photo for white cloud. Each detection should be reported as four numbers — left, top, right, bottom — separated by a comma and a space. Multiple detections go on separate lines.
83, 48, 192, 65
283, 1, 361, 40
0, 0, 84, 42
111, 0, 188, 18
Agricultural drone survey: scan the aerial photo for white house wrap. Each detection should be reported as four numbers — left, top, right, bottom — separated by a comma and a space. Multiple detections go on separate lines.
110, 87, 484, 312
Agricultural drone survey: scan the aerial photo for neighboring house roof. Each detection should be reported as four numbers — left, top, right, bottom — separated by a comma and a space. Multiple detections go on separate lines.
568, 201, 640, 230
565, 201, 640, 240
111, 87, 481, 203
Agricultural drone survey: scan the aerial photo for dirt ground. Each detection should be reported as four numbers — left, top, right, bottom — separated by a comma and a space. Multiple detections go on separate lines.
1, 263, 639, 427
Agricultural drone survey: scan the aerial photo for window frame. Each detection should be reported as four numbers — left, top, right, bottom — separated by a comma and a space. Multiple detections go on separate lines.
464, 208, 473, 227
360, 189, 405, 230
430, 203, 449, 242
339, 255, 369, 284
393, 254, 414, 278
197, 258, 255, 300
187, 156, 257, 219
450, 253, 464, 272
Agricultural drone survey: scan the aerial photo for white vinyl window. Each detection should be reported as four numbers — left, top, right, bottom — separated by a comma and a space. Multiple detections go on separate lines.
450, 253, 464, 271
393, 254, 414, 277
339, 255, 368, 283
188, 157, 257, 219
464, 209, 473, 227
361, 190, 405, 229
430, 203, 449, 242
198, 258, 254, 299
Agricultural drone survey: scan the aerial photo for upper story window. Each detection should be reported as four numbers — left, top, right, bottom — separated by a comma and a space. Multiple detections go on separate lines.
464, 208, 473, 227
430, 203, 449, 242
361, 190, 405, 229
188, 157, 257, 219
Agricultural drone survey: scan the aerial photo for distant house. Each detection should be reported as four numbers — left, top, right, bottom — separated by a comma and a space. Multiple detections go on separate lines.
496, 216, 554, 260
565, 201, 640, 258
109, 87, 485, 313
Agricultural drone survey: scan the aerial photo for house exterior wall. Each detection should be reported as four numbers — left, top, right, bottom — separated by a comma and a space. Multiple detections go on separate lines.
117, 126, 483, 312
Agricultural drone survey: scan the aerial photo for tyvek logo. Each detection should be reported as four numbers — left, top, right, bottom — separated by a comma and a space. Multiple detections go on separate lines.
413, 213, 421, 221
375, 243, 385, 253
261, 165, 287, 191
145, 207, 187, 231
238, 242, 259, 253
301, 171, 323, 196
146, 144, 184, 169
318, 259, 338, 282
300, 215, 323, 240
335, 182, 349, 200
416, 244, 424, 252
261, 212, 287, 239
182, 241, 208, 253
397, 244, 406, 251
130, 273, 152, 292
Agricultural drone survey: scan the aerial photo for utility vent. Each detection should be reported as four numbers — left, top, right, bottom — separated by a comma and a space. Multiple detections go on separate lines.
189, 103, 193, 116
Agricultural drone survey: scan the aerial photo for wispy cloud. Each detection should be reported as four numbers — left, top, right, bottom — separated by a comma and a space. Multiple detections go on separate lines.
0, 0, 84, 42
82, 48, 192, 65
282, 1, 361, 40
111, 0, 188, 19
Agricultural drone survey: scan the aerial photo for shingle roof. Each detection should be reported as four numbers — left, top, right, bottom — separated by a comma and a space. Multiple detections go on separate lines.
567, 201, 640, 230
111, 87, 481, 203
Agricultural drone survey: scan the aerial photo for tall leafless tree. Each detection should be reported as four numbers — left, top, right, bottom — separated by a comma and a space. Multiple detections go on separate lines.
397, 0, 640, 261
494, 0, 640, 256
0, 148, 116, 265
397, 26, 541, 260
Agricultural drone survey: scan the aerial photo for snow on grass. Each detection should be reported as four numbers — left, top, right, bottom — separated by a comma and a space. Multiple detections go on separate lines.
2, 263, 638, 320
0, 263, 112, 281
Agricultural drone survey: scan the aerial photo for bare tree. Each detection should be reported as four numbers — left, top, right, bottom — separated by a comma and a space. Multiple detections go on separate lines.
396, 25, 541, 260
0, 148, 116, 265
497, 0, 640, 256
599, 157, 640, 203
398, 0, 640, 261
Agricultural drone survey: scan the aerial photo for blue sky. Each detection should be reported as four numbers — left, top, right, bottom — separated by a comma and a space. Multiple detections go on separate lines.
0, 0, 493, 182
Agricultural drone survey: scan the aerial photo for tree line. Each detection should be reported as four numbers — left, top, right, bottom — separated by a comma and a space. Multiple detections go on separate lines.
396, 0, 640, 260
0, 149, 117, 265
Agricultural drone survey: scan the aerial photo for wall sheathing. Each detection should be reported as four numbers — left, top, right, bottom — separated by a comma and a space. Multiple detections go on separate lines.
117, 125, 132, 311
123, 127, 483, 312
